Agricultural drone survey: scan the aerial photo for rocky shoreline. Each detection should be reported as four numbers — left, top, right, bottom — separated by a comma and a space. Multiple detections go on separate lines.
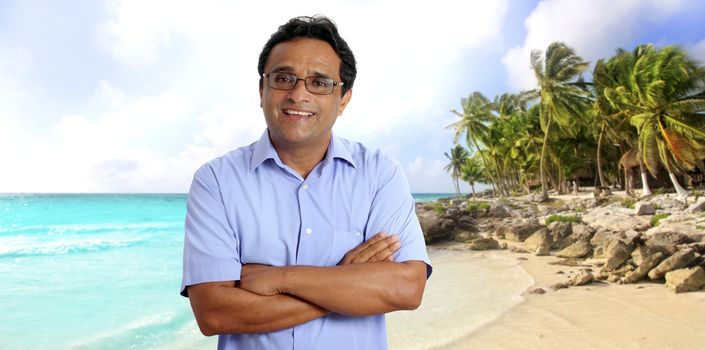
418, 190, 705, 293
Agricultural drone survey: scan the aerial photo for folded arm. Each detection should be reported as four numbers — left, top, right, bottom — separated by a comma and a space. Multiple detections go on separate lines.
187, 281, 328, 336
240, 260, 428, 316
187, 232, 401, 335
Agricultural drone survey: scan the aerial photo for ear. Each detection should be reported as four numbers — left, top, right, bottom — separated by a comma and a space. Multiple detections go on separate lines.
259, 85, 263, 108
337, 89, 353, 116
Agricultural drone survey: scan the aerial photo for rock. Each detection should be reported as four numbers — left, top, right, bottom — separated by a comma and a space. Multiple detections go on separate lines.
686, 197, 705, 213
607, 274, 622, 283
467, 237, 501, 250
603, 240, 633, 271
551, 282, 570, 291
418, 211, 455, 243
634, 202, 656, 215
489, 204, 511, 218
530, 287, 546, 294
504, 219, 543, 242
452, 230, 478, 242
665, 266, 705, 293
556, 240, 592, 259
582, 205, 651, 232
509, 246, 530, 254
524, 228, 550, 251
550, 222, 573, 249
648, 248, 697, 280
592, 230, 630, 259
571, 271, 594, 286
645, 232, 692, 247
456, 215, 477, 231
632, 245, 665, 266
624, 252, 664, 283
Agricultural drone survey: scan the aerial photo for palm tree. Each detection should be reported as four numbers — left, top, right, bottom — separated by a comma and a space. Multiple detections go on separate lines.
522, 42, 592, 201
447, 92, 502, 195
444, 144, 470, 197
460, 156, 485, 196
605, 44, 705, 201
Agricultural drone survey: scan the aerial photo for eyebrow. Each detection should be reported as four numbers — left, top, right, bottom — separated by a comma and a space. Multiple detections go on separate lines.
269, 66, 333, 79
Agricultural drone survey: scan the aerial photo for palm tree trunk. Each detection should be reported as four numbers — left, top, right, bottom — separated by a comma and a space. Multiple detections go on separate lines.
470, 182, 477, 197
639, 161, 652, 197
668, 173, 689, 201
539, 111, 552, 201
596, 123, 608, 190
472, 141, 502, 198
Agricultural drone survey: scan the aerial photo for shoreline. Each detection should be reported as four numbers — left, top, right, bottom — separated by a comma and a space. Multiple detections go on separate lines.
414, 187, 705, 349
441, 244, 705, 349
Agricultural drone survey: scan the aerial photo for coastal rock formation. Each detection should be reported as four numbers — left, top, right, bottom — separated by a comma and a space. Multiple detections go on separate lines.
635, 202, 655, 215
665, 267, 705, 293
489, 204, 511, 218
582, 205, 651, 232
686, 197, 705, 213
417, 209, 455, 243
648, 248, 697, 280
500, 219, 542, 242
467, 237, 501, 250
624, 252, 664, 283
524, 229, 552, 256
603, 240, 633, 272
571, 270, 594, 286
556, 241, 592, 259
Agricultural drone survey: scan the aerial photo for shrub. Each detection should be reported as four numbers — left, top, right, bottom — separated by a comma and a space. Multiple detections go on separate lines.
650, 213, 670, 227
622, 197, 635, 209
545, 215, 582, 226
466, 201, 490, 213
430, 202, 445, 215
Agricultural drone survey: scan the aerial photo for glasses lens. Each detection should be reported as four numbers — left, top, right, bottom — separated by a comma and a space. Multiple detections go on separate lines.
305, 77, 335, 95
269, 73, 296, 90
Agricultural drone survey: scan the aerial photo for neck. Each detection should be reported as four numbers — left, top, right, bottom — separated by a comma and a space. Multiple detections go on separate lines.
271, 134, 331, 179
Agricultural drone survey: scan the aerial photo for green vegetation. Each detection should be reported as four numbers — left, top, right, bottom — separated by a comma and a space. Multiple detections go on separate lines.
622, 197, 636, 209
696, 225, 705, 231
651, 213, 671, 227
429, 202, 446, 215
466, 201, 490, 213
444, 42, 705, 201
545, 215, 582, 226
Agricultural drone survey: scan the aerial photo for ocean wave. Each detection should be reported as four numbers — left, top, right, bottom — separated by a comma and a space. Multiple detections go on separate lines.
0, 237, 145, 258
0, 221, 183, 235
69, 311, 192, 350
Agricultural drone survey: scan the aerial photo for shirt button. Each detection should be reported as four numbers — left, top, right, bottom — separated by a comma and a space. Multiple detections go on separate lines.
305, 228, 312, 235
302, 184, 309, 189
356, 232, 361, 236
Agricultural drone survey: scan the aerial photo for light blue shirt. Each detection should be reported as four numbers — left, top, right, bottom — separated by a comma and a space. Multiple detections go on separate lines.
181, 130, 432, 350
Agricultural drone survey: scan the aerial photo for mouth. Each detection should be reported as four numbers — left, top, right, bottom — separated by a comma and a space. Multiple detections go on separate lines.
282, 108, 316, 119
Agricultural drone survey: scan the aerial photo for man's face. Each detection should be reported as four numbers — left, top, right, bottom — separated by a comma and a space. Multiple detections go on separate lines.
260, 38, 352, 149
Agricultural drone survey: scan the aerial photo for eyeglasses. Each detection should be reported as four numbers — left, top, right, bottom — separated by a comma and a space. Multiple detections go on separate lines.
263, 72, 344, 95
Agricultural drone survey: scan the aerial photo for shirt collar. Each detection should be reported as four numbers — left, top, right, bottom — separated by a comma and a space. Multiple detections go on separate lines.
249, 129, 357, 173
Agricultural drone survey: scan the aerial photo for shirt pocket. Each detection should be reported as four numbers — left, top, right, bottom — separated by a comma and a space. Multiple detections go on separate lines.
329, 229, 365, 265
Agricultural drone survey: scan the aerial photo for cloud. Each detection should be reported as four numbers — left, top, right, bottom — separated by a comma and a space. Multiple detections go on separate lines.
502, 0, 693, 91
689, 38, 705, 61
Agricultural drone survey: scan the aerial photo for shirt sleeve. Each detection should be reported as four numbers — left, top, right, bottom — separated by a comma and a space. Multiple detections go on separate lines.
180, 164, 241, 297
365, 155, 432, 278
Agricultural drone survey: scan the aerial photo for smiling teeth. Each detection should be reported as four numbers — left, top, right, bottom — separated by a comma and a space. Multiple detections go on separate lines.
285, 109, 314, 116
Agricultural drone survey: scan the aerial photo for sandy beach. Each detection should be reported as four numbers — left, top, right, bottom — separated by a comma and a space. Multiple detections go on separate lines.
434, 245, 705, 350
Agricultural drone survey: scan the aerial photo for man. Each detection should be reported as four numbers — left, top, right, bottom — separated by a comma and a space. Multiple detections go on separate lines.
181, 15, 431, 350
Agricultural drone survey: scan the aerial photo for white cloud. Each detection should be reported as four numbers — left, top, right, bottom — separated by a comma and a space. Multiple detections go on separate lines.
405, 156, 476, 194
689, 38, 705, 61
502, 0, 693, 91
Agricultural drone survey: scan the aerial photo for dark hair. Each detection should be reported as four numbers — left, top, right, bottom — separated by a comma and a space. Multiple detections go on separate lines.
258, 15, 356, 96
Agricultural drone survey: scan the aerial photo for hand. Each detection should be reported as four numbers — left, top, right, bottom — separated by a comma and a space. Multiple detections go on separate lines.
339, 232, 401, 265
240, 264, 287, 296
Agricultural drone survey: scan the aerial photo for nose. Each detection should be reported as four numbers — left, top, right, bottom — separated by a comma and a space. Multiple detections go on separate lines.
286, 79, 311, 103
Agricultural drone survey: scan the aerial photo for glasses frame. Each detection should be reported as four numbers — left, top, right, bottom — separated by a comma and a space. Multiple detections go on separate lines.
263, 73, 344, 95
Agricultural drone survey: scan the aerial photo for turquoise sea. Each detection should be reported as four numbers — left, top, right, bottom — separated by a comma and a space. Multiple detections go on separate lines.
0, 193, 459, 349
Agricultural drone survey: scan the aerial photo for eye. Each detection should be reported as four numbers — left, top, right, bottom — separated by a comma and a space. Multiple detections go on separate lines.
310, 77, 333, 88
274, 73, 294, 83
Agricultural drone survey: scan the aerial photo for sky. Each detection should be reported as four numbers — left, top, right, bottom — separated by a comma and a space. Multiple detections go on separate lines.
1, 0, 704, 193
